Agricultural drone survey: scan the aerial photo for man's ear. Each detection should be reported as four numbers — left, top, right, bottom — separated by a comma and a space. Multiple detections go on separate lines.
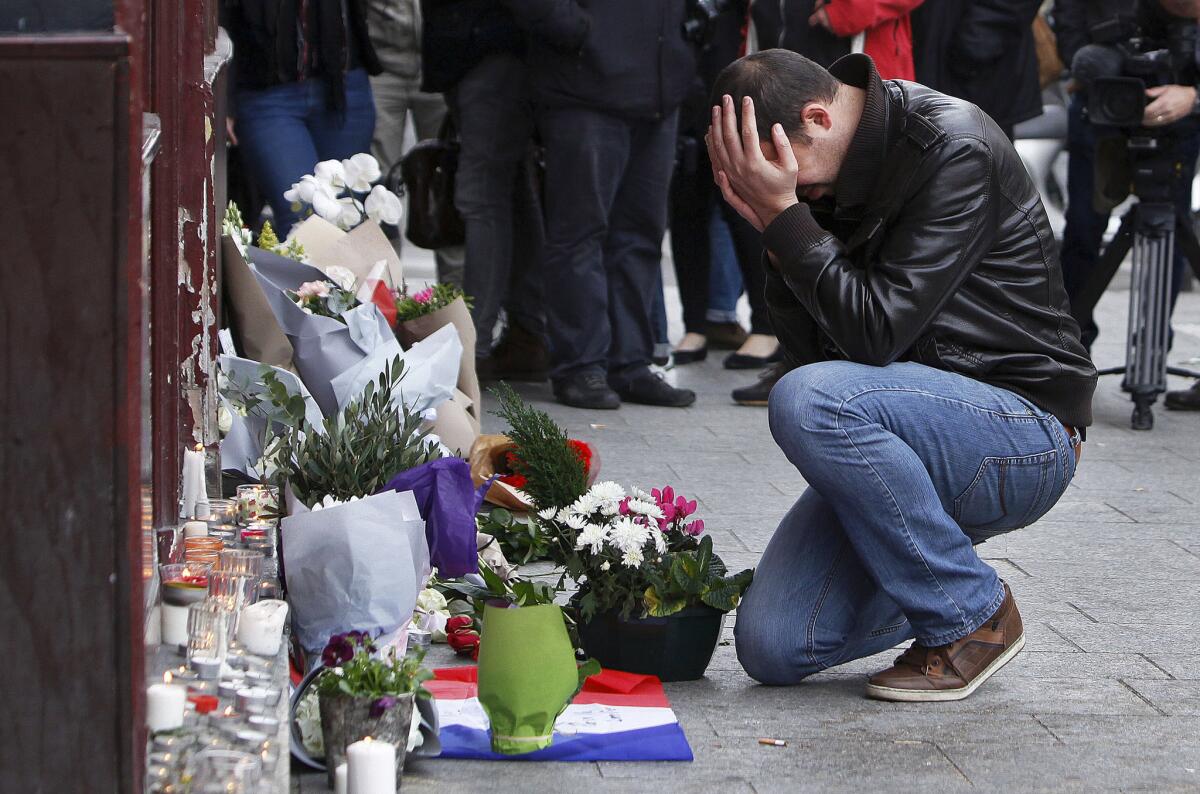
801, 102, 833, 134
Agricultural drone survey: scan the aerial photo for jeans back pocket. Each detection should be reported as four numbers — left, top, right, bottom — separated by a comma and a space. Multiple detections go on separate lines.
952, 450, 1058, 538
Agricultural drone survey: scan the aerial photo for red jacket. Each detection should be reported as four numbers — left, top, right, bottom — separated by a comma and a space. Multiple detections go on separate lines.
821, 0, 922, 80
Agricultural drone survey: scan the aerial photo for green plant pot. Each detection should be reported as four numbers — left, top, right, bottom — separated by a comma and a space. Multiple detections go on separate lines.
577, 605, 725, 682
477, 603, 580, 754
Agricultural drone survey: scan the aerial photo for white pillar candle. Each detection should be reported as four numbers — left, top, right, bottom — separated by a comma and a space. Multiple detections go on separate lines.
180, 447, 206, 520
334, 762, 348, 794
161, 602, 190, 647
236, 599, 289, 657
182, 520, 209, 539
146, 683, 186, 732
346, 737, 396, 794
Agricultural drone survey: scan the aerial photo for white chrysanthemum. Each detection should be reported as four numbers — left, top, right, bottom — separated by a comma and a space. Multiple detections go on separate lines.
575, 522, 609, 554
620, 547, 644, 569
600, 500, 621, 516
590, 481, 626, 503
563, 513, 587, 532
653, 530, 667, 554
630, 486, 653, 501
537, 507, 559, 521
569, 492, 600, 517
625, 498, 665, 520
608, 516, 650, 554
600, 561, 611, 571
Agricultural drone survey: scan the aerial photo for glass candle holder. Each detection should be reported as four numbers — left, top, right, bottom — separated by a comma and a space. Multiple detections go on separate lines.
189, 748, 262, 793
216, 549, 265, 577
208, 569, 259, 640
187, 601, 230, 669
235, 485, 278, 526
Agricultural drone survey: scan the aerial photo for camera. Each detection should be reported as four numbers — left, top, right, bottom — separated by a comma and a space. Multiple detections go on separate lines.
1072, 8, 1198, 127
682, 0, 730, 46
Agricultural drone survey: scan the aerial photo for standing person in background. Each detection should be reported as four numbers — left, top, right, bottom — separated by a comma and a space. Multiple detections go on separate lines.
670, 1, 781, 372
730, 0, 921, 406
367, 0, 466, 287
503, 0, 700, 409
421, 0, 549, 381
911, 0, 1043, 141
223, 0, 381, 237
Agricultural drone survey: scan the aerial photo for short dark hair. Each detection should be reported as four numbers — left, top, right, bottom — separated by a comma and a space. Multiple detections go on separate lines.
711, 49, 841, 143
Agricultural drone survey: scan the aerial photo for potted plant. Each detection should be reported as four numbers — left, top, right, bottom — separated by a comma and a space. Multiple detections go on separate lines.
315, 631, 432, 788
543, 483, 753, 681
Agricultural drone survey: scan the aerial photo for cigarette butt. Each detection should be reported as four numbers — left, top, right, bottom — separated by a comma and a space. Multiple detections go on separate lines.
758, 738, 787, 747
590, 423, 607, 430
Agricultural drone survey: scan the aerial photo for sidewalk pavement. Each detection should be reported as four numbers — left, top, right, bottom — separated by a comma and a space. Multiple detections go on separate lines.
296, 278, 1200, 793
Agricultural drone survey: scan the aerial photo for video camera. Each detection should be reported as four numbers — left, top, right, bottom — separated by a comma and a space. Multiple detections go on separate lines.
1072, 8, 1198, 127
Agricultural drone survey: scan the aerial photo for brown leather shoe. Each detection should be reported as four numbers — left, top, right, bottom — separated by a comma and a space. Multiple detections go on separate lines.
865, 582, 1024, 702
706, 321, 749, 350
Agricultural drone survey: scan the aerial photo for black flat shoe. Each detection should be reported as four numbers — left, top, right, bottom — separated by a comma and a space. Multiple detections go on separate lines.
731, 361, 793, 406
553, 373, 621, 410
615, 372, 696, 407
723, 346, 783, 370
671, 345, 708, 365
1165, 381, 1200, 410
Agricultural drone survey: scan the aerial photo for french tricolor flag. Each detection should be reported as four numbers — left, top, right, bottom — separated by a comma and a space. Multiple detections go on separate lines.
427, 667, 694, 762
355, 259, 398, 327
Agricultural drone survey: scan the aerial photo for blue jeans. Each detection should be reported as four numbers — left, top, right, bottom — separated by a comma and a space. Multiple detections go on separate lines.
235, 70, 376, 237
706, 203, 744, 324
735, 361, 1078, 685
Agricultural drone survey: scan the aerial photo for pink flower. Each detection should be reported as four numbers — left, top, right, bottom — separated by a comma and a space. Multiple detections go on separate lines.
411, 287, 434, 304
684, 519, 705, 536
618, 497, 631, 516
296, 281, 331, 300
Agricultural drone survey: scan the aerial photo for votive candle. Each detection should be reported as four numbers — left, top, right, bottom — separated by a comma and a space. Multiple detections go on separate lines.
146, 681, 186, 732
346, 737, 396, 794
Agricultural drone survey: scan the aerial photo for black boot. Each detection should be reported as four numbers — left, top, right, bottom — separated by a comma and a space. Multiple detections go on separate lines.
615, 372, 696, 407
1165, 381, 1200, 410
553, 373, 621, 410
731, 361, 794, 406
478, 324, 550, 382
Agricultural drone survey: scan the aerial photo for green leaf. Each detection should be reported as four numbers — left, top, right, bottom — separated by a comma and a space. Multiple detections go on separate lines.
644, 585, 687, 617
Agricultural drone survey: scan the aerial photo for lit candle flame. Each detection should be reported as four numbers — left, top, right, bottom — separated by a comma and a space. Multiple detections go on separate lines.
181, 567, 191, 579
164, 671, 173, 684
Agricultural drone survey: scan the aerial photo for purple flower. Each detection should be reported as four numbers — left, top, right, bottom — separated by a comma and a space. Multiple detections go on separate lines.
684, 519, 705, 536
321, 633, 355, 667
369, 696, 398, 718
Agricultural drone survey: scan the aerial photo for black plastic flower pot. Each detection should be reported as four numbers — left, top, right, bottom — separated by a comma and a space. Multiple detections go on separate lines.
576, 605, 725, 682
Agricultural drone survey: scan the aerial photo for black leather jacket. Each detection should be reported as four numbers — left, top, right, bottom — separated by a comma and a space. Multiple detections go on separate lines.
762, 55, 1097, 427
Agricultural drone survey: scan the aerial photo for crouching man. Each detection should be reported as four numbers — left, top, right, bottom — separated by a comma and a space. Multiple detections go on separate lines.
709, 51, 1097, 701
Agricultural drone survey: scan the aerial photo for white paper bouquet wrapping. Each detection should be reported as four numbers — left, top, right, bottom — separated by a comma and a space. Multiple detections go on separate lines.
219, 354, 325, 478
282, 490, 430, 652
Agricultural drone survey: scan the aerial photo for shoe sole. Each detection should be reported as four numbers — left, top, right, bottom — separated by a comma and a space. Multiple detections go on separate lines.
734, 398, 770, 407
864, 633, 1025, 703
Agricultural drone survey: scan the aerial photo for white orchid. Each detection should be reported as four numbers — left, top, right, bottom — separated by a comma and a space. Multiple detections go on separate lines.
311, 189, 343, 224
365, 184, 403, 225
342, 153, 382, 192
336, 198, 363, 230
283, 174, 331, 206
324, 265, 357, 291
314, 159, 347, 188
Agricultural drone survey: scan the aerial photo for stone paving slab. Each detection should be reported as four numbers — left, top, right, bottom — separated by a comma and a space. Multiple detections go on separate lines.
295, 282, 1200, 792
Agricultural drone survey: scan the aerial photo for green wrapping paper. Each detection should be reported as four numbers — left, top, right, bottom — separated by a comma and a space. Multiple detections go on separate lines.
476, 604, 590, 754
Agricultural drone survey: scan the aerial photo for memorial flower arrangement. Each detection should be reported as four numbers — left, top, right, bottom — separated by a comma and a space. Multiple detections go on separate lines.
256, 220, 308, 261
284, 153, 403, 231
394, 282, 472, 323
539, 483, 752, 621
288, 279, 360, 322
315, 631, 433, 715
264, 358, 442, 507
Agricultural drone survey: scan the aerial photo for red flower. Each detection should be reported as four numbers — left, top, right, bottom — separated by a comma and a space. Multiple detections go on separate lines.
568, 440, 593, 472
446, 616, 481, 659
446, 615, 474, 633
498, 474, 527, 489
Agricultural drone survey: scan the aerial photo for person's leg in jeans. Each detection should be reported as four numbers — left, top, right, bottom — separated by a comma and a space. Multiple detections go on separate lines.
736, 360, 1076, 685
539, 108, 631, 384
234, 82, 321, 236
306, 69, 377, 166
707, 205, 744, 326
449, 54, 535, 353
604, 112, 680, 388
1059, 93, 1108, 350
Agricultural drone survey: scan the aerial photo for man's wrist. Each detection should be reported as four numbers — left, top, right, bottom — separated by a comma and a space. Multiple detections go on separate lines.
759, 197, 800, 229
762, 202, 831, 261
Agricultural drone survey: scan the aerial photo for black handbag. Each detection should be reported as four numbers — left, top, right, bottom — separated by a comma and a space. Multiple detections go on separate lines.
388, 116, 465, 250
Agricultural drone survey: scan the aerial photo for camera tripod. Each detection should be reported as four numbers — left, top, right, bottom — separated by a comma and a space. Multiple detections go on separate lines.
1070, 139, 1200, 430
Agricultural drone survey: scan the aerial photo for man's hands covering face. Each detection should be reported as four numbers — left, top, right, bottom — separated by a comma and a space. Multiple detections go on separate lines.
705, 95, 800, 232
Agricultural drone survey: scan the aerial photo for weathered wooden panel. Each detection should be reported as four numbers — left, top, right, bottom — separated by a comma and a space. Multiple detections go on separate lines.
0, 35, 140, 794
